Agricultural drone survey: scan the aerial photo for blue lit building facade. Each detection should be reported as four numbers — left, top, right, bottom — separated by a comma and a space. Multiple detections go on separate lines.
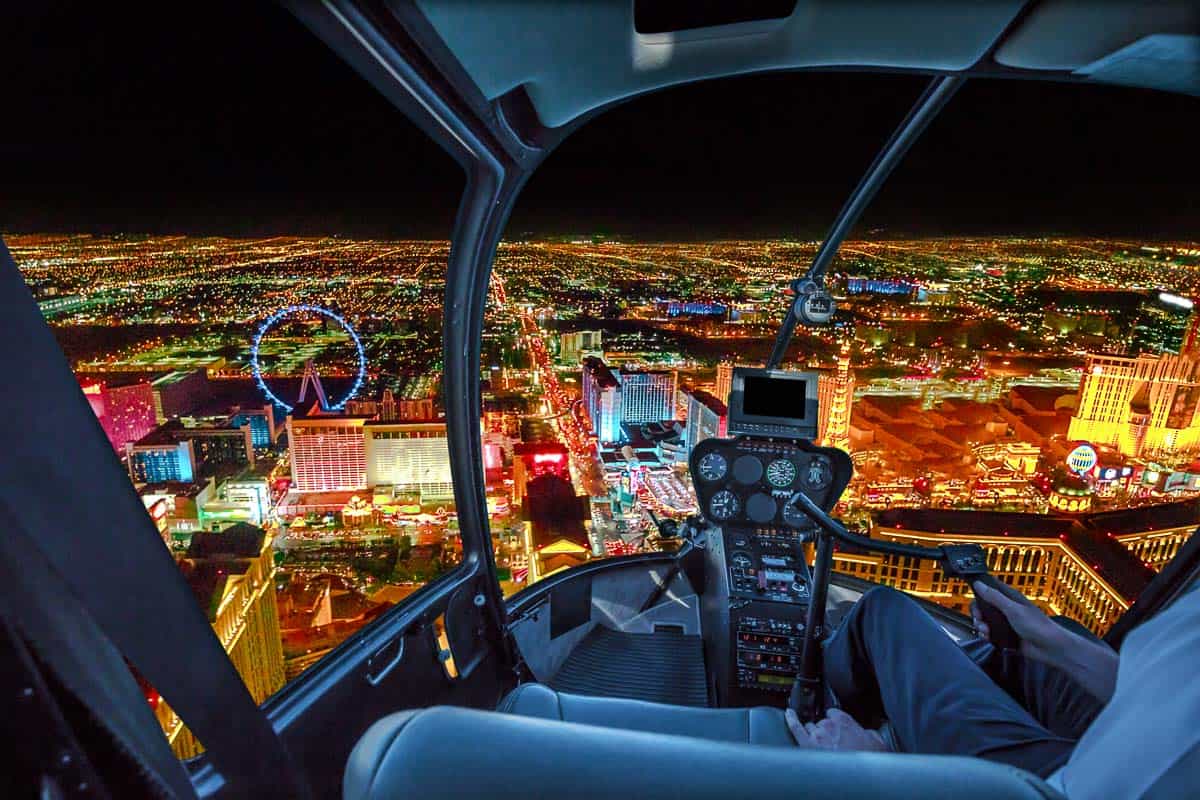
582, 356, 621, 443
230, 405, 277, 448
129, 441, 195, 483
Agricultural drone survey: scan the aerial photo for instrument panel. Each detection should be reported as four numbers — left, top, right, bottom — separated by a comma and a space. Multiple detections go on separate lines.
690, 437, 846, 529
692, 434, 852, 707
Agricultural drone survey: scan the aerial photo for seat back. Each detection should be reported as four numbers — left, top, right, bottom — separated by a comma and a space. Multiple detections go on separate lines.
345, 706, 1063, 800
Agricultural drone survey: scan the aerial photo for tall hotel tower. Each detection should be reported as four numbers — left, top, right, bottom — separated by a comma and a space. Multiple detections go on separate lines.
1069, 352, 1200, 458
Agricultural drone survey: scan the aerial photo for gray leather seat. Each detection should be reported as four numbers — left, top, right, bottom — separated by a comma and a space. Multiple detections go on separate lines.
499, 681, 794, 745
343, 705, 1062, 800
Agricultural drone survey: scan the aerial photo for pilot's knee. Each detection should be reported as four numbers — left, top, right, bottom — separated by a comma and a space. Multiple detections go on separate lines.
858, 585, 919, 619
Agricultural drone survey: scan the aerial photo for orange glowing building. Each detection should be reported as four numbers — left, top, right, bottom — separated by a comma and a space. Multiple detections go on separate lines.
838, 503, 1195, 635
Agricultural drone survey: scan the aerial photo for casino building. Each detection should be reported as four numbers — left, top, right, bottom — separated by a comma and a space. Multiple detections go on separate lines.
843, 502, 1199, 634
287, 413, 370, 492
817, 344, 854, 450
155, 524, 285, 758
1068, 352, 1200, 458
364, 420, 454, 500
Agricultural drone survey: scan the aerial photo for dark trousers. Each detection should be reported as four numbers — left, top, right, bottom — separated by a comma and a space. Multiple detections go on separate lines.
822, 587, 1108, 778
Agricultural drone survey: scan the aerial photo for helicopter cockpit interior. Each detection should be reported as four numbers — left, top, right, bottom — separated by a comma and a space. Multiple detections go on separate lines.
3, 2, 1200, 799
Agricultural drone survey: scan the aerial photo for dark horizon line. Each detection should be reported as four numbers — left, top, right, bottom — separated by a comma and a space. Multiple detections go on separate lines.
5, 228, 1199, 247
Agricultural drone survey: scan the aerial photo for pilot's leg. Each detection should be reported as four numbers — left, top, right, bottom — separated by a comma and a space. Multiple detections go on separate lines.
1005, 617, 1109, 740
961, 615, 1108, 739
822, 586, 1075, 777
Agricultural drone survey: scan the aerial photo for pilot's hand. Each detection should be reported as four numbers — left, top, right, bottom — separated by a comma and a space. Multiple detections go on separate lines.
968, 598, 991, 641
786, 708, 888, 752
972, 581, 1060, 664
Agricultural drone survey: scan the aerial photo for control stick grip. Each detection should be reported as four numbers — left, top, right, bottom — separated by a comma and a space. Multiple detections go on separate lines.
971, 574, 1021, 652
939, 545, 1022, 652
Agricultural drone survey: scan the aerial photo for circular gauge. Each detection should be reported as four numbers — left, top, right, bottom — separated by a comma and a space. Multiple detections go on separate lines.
782, 493, 811, 529
696, 451, 728, 482
732, 455, 764, 485
765, 458, 798, 488
746, 492, 778, 524
803, 457, 832, 491
730, 552, 752, 571
708, 489, 741, 521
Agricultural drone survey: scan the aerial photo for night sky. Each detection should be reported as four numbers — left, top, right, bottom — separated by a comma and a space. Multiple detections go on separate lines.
2, 2, 1197, 240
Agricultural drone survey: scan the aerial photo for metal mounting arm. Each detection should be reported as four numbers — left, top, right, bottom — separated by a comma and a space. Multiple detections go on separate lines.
766, 74, 965, 370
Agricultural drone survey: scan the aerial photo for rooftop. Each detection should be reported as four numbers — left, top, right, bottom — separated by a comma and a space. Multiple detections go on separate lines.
179, 558, 252, 622
582, 356, 619, 388
1090, 499, 1200, 536
133, 420, 245, 447
186, 522, 266, 559
363, 419, 446, 429
151, 369, 205, 387
139, 480, 209, 499
874, 506, 1180, 603
876, 508, 1078, 539
1063, 528, 1157, 603
687, 388, 727, 416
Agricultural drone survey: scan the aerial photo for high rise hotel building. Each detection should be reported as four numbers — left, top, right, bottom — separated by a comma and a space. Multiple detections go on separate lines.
1069, 352, 1200, 458
683, 388, 727, 456
582, 356, 621, 443
582, 357, 677, 442
365, 421, 454, 499
287, 414, 369, 491
287, 411, 453, 499
619, 367, 676, 425
817, 344, 854, 450
162, 524, 285, 758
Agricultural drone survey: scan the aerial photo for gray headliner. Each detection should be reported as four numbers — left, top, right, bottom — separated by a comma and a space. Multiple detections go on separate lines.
408, 0, 1027, 127
406, 1, 1198, 129
995, 0, 1198, 70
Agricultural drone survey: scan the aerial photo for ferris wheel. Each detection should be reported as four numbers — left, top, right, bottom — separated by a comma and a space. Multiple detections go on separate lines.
250, 304, 366, 412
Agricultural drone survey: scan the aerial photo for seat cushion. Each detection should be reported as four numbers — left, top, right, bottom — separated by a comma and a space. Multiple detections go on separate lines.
499, 682, 794, 746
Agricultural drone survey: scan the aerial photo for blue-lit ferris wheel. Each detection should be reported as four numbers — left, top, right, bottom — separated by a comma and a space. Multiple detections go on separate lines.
251, 305, 366, 412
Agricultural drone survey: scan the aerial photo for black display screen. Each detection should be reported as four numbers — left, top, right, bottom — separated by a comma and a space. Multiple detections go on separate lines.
742, 376, 808, 420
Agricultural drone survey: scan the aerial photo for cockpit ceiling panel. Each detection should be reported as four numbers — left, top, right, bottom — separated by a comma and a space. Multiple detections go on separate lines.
407, 0, 1027, 127
994, 0, 1198, 71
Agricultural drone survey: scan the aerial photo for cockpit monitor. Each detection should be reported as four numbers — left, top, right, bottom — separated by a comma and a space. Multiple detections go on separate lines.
726, 368, 819, 440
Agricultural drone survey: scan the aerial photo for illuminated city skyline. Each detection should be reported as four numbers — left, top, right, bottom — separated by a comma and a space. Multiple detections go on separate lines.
13, 230, 1200, 753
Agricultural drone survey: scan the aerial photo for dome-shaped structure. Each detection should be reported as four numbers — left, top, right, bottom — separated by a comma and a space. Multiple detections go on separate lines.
1049, 473, 1093, 514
